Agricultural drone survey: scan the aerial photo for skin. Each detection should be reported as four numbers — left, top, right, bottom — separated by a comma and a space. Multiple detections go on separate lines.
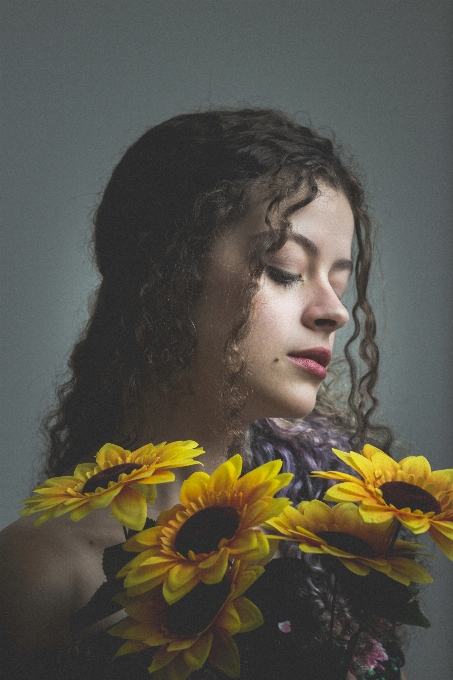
0, 185, 405, 679
146, 184, 353, 514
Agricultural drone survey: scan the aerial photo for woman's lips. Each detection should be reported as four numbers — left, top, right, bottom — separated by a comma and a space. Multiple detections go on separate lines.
287, 348, 332, 380
287, 356, 327, 379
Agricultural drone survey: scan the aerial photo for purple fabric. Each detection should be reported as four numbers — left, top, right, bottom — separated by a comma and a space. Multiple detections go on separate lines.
248, 415, 356, 505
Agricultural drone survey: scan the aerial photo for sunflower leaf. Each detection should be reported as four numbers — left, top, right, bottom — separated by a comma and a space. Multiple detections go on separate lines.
394, 599, 431, 628
69, 578, 125, 633
125, 517, 157, 539
101, 519, 156, 579
327, 560, 431, 627
102, 542, 134, 580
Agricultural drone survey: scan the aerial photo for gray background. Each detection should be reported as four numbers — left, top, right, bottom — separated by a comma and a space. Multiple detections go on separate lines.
1, 1, 452, 677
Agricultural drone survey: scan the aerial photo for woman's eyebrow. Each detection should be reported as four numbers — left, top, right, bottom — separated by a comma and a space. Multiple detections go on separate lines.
288, 233, 353, 272
288, 232, 318, 256
248, 231, 353, 272
247, 231, 318, 254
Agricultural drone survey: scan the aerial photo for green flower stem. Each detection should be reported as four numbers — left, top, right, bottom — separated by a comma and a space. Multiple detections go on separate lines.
386, 519, 402, 556
329, 573, 338, 644
340, 621, 363, 680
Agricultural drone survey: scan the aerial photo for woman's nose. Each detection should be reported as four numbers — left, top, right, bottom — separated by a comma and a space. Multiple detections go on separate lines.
301, 286, 349, 331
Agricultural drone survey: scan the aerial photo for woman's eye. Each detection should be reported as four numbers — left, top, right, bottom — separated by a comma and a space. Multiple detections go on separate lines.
266, 266, 302, 287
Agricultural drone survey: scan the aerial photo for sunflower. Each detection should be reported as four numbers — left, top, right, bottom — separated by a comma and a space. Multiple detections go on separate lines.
265, 500, 432, 585
311, 444, 453, 561
109, 561, 264, 679
20, 441, 204, 531
117, 454, 292, 603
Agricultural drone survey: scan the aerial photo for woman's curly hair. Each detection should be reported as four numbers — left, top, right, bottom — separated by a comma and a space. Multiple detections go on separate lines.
39, 107, 402, 661
41, 107, 392, 478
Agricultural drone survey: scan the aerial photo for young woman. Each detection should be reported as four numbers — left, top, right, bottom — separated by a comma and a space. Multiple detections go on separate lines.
0, 109, 407, 679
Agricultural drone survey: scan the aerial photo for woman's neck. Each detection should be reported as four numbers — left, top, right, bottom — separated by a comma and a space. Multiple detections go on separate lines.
137, 384, 246, 517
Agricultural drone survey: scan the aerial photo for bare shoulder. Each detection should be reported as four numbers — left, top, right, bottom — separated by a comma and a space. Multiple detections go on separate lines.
0, 511, 124, 651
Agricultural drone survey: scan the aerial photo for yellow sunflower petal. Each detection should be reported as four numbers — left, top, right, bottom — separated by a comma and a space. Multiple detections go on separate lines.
123, 526, 165, 551
216, 600, 241, 635
32, 507, 72, 527
121, 554, 173, 582
429, 469, 453, 488
151, 655, 192, 680
127, 576, 170, 598
68, 502, 94, 523
198, 548, 226, 570
366, 450, 400, 479
232, 565, 264, 598
310, 470, 357, 483
208, 456, 242, 495
243, 498, 289, 527
114, 640, 149, 657
324, 482, 371, 504
429, 523, 453, 561
234, 597, 264, 633
387, 557, 433, 585
338, 558, 371, 576
109, 620, 154, 641
109, 617, 138, 638
395, 513, 431, 534
359, 502, 399, 524
183, 631, 213, 671
302, 498, 331, 526
399, 456, 432, 482
148, 647, 180, 674
164, 571, 200, 605
131, 482, 157, 502
86, 486, 122, 508
240, 459, 282, 486
227, 528, 259, 554
145, 470, 176, 485
73, 464, 96, 480
209, 630, 240, 678
233, 528, 270, 562
180, 472, 210, 506
199, 547, 230, 584
109, 486, 147, 531
297, 542, 325, 556
430, 519, 453, 539
166, 562, 198, 592
166, 639, 197, 652
331, 449, 374, 481
96, 443, 129, 467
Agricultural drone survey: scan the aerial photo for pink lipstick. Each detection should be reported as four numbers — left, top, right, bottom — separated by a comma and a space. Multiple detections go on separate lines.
287, 347, 332, 380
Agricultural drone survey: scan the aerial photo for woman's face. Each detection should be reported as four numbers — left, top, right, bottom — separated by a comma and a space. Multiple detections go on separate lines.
191, 183, 354, 423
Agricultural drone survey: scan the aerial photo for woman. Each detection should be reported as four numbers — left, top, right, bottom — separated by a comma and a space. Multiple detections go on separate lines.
0, 109, 407, 679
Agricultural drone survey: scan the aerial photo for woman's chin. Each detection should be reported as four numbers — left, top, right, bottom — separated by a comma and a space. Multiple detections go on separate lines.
245, 391, 318, 423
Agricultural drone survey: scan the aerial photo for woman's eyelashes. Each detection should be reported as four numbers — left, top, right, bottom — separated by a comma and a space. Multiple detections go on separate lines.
266, 265, 303, 287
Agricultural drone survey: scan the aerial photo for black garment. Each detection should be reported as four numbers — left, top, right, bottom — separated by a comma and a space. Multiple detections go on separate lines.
0, 560, 404, 680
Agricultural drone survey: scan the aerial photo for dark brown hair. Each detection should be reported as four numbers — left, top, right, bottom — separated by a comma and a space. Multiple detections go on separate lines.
42, 108, 391, 477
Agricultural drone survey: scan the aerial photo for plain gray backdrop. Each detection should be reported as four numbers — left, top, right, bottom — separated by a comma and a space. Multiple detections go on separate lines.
1, 2, 452, 678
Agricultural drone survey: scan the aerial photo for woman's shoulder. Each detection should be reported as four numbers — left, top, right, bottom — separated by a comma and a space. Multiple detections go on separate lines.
0, 511, 124, 652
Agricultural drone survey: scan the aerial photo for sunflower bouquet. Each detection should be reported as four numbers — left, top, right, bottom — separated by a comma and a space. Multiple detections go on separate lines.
20, 441, 453, 680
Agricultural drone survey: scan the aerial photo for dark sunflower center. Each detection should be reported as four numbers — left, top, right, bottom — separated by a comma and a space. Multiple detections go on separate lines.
82, 463, 142, 493
317, 531, 377, 558
174, 506, 241, 557
380, 481, 441, 514
164, 578, 230, 637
